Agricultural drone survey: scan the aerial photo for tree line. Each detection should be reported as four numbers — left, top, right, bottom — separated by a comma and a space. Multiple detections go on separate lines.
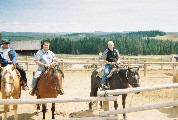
1, 31, 178, 55
49, 31, 178, 55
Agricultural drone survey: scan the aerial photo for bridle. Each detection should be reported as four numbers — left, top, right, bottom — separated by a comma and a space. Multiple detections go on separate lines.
125, 69, 139, 87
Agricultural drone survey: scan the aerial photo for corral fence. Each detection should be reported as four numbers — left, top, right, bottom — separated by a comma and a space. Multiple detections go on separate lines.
17, 60, 178, 77
0, 83, 178, 119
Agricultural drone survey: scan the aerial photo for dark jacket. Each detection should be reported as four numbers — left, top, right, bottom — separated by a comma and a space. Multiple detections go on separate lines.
0, 46, 17, 67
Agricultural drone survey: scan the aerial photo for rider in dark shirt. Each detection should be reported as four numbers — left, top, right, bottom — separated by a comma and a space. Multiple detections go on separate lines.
100, 41, 120, 90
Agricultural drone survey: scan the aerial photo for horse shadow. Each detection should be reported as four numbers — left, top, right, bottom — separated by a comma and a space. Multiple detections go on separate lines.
158, 107, 178, 119
0, 112, 36, 120
69, 109, 97, 118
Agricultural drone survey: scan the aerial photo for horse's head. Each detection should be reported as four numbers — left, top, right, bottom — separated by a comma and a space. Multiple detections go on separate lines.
2, 65, 17, 96
46, 64, 63, 88
126, 67, 140, 88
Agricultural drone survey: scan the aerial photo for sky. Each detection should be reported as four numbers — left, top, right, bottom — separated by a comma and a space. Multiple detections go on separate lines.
0, 0, 178, 32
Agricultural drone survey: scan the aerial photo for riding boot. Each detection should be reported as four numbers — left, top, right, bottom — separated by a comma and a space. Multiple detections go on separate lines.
29, 86, 38, 96
21, 78, 29, 91
29, 88, 37, 96
100, 84, 105, 91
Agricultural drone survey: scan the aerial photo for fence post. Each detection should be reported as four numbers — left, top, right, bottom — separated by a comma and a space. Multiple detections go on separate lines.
128, 57, 130, 68
60, 59, 64, 72
26, 61, 29, 71
144, 60, 147, 77
161, 57, 163, 71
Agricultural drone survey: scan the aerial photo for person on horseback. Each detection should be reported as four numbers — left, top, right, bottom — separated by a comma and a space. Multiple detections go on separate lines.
29, 42, 64, 96
0, 39, 29, 91
100, 41, 120, 90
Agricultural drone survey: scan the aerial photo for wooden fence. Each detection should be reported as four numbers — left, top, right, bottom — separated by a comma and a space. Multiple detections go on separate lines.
97, 83, 178, 117
17, 60, 178, 77
0, 84, 177, 119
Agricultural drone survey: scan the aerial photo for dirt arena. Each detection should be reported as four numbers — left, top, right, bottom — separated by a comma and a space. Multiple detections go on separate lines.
0, 68, 178, 120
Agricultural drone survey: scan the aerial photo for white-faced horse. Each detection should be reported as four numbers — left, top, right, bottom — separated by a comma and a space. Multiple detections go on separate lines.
1, 64, 21, 120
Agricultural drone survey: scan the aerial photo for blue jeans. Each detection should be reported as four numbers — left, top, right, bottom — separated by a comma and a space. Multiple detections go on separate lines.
31, 67, 45, 88
100, 64, 112, 85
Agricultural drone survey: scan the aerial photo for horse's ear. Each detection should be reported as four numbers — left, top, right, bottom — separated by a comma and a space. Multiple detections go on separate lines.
11, 65, 16, 71
128, 67, 131, 72
137, 67, 139, 71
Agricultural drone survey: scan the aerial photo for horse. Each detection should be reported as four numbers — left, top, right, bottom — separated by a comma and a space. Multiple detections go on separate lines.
0, 64, 21, 120
173, 68, 178, 108
89, 67, 140, 119
35, 64, 63, 119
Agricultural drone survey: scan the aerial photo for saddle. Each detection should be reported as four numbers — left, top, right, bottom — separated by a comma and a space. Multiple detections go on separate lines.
96, 67, 117, 79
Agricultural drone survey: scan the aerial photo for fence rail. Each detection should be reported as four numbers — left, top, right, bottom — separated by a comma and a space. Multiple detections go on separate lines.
97, 83, 178, 96
17, 60, 178, 77
100, 101, 178, 116
0, 96, 117, 105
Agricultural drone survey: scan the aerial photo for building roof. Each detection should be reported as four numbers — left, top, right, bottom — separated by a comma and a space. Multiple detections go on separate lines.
10, 40, 41, 50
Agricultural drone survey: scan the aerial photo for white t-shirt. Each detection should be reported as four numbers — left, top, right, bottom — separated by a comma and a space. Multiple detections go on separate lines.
0, 46, 11, 61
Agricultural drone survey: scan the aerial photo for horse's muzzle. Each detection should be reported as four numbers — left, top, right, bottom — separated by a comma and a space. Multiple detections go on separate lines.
4, 91, 12, 96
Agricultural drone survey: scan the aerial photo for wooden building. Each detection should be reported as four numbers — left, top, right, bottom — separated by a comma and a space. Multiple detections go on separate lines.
10, 40, 42, 55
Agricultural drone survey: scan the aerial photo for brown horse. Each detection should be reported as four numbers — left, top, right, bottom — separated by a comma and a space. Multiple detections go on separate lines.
173, 68, 178, 107
35, 64, 63, 119
89, 67, 140, 120
0, 64, 21, 120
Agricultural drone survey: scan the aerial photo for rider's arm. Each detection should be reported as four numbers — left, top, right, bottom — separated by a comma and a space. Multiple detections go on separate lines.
34, 60, 49, 67
103, 59, 112, 65
8, 47, 17, 65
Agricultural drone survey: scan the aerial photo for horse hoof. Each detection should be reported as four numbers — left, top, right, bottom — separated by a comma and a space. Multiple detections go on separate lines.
37, 110, 40, 116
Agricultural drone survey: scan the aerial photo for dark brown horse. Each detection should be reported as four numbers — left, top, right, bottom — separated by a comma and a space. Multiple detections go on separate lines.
35, 64, 63, 119
89, 67, 140, 119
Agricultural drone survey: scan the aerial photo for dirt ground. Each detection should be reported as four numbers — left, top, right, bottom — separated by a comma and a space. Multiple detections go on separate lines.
0, 68, 178, 120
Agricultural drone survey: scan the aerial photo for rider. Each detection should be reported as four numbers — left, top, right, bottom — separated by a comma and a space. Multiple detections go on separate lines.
29, 42, 64, 96
100, 41, 120, 90
0, 39, 29, 90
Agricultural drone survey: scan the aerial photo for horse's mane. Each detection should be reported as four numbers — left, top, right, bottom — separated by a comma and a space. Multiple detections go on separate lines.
1, 65, 15, 77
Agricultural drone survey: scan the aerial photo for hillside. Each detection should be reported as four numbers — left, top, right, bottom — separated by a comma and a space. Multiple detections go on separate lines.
150, 32, 178, 41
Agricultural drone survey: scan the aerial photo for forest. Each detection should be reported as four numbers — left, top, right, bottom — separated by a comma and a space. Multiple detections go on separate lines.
1, 30, 178, 55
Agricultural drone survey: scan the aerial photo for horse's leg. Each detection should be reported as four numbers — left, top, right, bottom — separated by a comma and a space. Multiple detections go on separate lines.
173, 71, 178, 107
36, 104, 41, 116
13, 94, 20, 120
2, 95, 8, 120
114, 100, 118, 110
51, 103, 55, 119
89, 87, 98, 110
89, 91, 93, 110
100, 101, 103, 109
122, 94, 127, 120
13, 104, 18, 120
3, 105, 8, 120
42, 104, 46, 119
